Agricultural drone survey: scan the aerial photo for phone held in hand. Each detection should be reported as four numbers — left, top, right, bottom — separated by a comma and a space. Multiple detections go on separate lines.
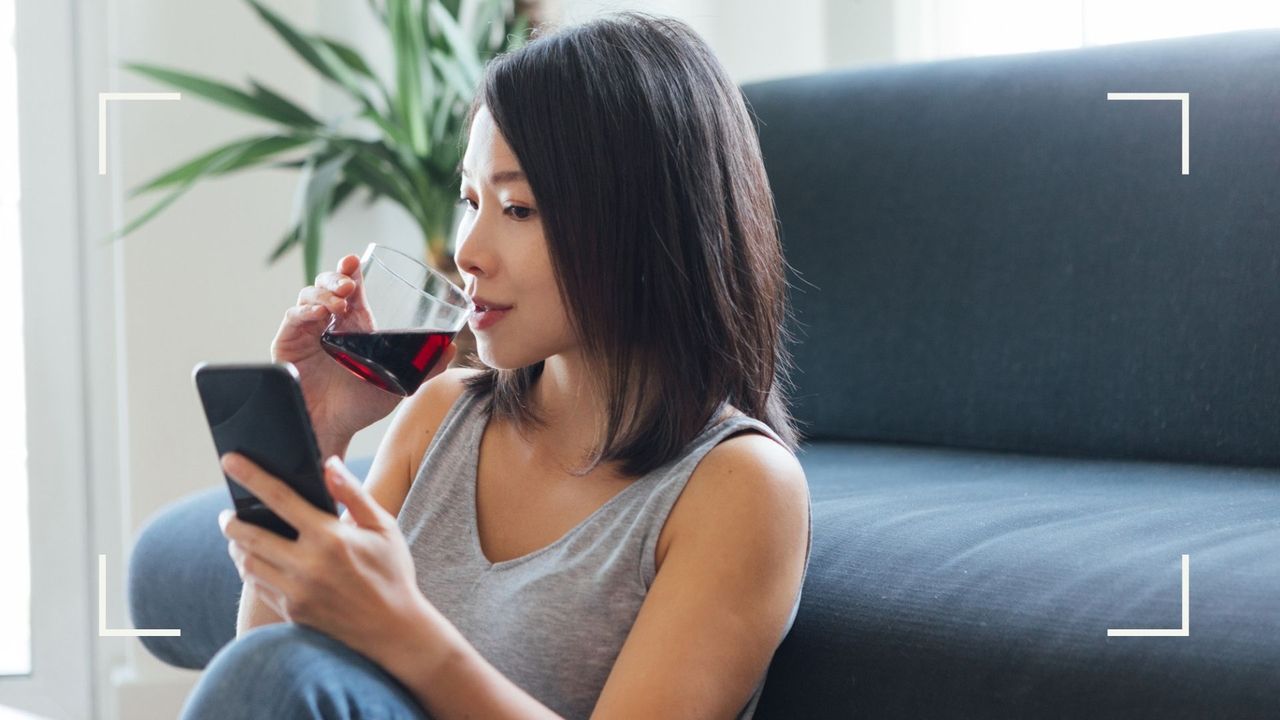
193, 362, 338, 540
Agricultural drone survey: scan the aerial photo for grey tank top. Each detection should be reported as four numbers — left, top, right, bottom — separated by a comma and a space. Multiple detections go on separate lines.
396, 384, 812, 720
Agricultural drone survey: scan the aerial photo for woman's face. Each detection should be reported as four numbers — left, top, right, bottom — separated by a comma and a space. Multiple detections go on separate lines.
455, 106, 575, 370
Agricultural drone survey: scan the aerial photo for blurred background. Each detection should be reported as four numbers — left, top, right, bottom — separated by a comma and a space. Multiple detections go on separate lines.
3, 0, 1279, 718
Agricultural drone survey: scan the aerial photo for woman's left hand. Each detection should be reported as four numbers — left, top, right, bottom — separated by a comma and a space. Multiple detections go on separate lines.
217, 452, 433, 664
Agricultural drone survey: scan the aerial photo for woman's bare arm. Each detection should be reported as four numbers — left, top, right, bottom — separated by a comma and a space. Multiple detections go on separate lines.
591, 434, 810, 717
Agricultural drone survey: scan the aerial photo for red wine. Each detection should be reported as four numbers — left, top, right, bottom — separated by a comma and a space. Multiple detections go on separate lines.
320, 329, 455, 396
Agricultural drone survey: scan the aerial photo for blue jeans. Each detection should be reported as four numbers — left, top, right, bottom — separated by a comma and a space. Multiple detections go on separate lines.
179, 622, 430, 719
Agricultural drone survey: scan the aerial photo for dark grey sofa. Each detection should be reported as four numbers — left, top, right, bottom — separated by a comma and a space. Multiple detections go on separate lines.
130, 29, 1280, 718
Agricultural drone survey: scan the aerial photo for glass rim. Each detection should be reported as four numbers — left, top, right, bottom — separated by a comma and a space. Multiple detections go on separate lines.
361, 243, 474, 314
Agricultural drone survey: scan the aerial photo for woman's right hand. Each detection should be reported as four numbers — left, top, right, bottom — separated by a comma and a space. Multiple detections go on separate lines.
271, 254, 458, 452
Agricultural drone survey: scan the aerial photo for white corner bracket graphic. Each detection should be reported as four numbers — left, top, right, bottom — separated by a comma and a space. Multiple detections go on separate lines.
1107, 554, 1190, 637
1106, 92, 1190, 175
99, 554, 180, 637
97, 92, 181, 175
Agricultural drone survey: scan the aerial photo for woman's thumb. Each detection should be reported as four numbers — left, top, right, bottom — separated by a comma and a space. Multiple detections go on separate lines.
324, 456, 386, 528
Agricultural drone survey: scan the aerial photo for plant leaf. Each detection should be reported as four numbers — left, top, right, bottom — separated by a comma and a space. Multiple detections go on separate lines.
437, 0, 462, 19
104, 140, 262, 244
267, 158, 309, 170
286, 146, 349, 234
302, 205, 326, 284
413, 0, 438, 145
130, 135, 312, 197
306, 150, 353, 209
124, 62, 316, 127
389, 0, 430, 156
298, 149, 354, 281
246, 0, 374, 107
331, 178, 359, 212
271, 178, 357, 266
249, 81, 322, 127
246, 1, 399, 149
427, 1, 482, 87
430, 84, 457, 148
457, 0, 481, 43
269, 222, 302, 263
342, 150, 424, 223
358, 105, 412, 148
312, 41, 375, 104
429, 49, 473, 99
246, 0, 337, 82
316, 37, 377, 79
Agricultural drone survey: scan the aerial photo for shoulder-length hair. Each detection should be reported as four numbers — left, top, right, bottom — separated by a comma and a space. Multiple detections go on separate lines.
459, 11, 803, 477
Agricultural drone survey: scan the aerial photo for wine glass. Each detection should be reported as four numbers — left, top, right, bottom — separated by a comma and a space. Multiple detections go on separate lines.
320, 243, 473, 396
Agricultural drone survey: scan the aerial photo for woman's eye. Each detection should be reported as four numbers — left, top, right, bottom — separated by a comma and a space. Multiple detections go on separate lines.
456, 197, 532, 219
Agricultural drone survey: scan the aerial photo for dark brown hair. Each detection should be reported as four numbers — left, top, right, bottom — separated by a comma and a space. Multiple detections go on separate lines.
459, 11, 802, 477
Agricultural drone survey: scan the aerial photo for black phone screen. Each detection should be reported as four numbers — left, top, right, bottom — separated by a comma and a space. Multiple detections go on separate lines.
193, 362, 338, 540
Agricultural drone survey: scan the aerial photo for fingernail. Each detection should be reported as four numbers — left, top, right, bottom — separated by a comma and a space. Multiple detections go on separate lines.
325, 456, 347, 483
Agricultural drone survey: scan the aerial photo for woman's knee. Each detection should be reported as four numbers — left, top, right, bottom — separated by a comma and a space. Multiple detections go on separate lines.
179, 623, 428, 720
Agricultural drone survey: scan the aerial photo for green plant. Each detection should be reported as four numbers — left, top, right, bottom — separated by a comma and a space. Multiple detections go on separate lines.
111, 0, 534, 284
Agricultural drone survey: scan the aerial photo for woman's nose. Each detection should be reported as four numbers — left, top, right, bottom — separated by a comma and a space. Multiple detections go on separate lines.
453, 219, 488, 279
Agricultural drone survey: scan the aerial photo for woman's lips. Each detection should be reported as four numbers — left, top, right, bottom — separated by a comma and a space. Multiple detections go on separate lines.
469, 306, 512, 331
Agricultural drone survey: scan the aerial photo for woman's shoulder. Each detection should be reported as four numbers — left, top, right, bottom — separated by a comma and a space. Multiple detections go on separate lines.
653, 412, 808, 574
688, 423, 806, 515
402, 366, 486, 436
395, 367, 485, 474
356, 367, 485, 518
426, 365, 487, 402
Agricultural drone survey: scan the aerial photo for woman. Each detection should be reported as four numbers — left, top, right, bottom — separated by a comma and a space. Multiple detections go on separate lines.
184, 11, 811, 720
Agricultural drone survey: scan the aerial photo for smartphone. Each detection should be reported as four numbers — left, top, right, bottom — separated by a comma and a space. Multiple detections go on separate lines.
193, 362, 338, 540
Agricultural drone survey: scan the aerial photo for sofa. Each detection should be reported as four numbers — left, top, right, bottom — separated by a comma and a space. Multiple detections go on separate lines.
130, 29, 1280, 718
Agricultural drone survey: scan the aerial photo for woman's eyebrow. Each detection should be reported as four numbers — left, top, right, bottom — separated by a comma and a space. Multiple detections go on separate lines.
456, 163, 527, 185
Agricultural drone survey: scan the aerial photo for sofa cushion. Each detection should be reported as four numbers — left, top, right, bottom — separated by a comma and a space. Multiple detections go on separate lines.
756, 440, 1280, 718
742, 29, 1280, 468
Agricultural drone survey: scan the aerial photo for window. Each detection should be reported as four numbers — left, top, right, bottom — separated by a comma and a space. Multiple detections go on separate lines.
0, 0, 31, 678
895, 0, 1280, 63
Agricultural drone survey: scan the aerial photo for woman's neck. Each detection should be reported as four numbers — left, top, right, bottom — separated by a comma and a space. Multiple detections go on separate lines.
525, 351, 611, 471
